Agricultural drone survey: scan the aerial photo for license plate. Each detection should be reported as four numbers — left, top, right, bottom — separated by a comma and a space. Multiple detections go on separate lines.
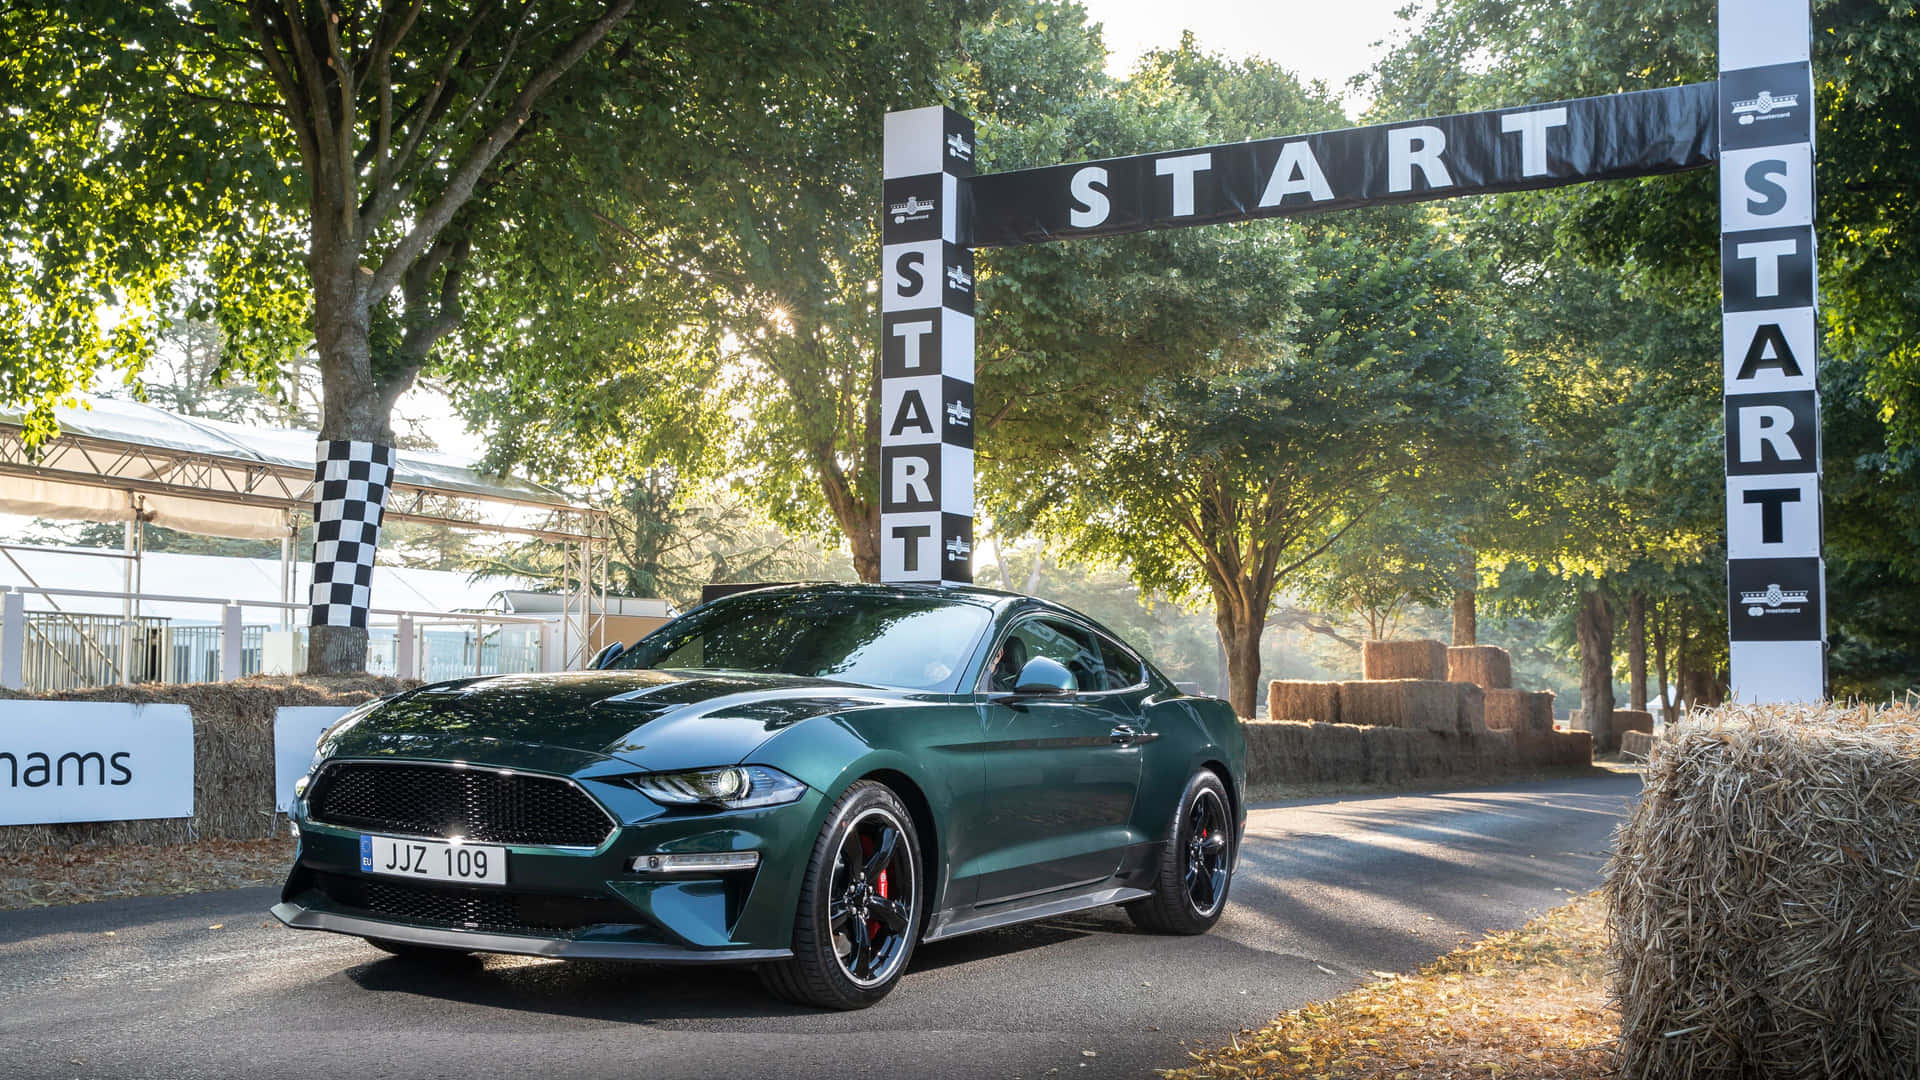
360, 834, 508, 886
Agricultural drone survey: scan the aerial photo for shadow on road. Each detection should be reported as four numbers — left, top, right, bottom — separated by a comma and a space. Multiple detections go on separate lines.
341, 915, 1115, 1022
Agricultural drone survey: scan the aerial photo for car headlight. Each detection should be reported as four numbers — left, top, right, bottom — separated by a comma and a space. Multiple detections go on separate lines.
625, 766, 807, 809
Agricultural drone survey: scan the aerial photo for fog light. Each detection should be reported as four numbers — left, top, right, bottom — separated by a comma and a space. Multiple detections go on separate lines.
632, 851, 760, 873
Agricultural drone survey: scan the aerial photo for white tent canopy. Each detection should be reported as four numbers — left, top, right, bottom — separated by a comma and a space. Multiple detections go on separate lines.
0, 396, 603, 542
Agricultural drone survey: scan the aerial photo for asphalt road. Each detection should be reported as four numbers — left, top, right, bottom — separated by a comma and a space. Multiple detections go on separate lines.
0, 774, 1637, 1080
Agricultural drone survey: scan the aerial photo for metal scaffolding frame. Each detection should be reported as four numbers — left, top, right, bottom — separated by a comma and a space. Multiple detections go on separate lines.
0, 401, 611, 673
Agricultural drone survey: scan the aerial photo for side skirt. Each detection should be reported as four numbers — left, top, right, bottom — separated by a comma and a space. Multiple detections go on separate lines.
921, 884, 1153, 943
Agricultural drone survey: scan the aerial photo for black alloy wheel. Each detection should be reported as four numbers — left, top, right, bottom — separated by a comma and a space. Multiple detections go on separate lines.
760, 781, 923, 1009
1183, 787, 1231, 917
1128, 770, 1235, 934
828, 807, 916, 987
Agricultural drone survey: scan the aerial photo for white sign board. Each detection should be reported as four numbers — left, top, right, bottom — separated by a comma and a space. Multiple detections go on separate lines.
0, 702, 194, 825
274, 706, 352, 812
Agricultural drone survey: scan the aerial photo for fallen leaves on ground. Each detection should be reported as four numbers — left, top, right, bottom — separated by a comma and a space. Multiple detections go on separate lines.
1165, 892, 1614, 1079
0, 838, 296, 910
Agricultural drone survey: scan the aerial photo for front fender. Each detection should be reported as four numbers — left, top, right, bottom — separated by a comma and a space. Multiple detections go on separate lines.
745, 708, 982, 918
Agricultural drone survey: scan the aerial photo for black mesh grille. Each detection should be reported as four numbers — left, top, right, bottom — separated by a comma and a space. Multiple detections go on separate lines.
308, 762, 613, 847
310, 871, 637, 935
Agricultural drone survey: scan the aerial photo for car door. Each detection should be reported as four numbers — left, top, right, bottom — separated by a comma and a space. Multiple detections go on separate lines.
959, 615, 1146, 905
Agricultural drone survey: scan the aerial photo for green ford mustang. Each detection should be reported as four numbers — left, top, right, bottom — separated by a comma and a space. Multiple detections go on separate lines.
275, 583, 1247, 1009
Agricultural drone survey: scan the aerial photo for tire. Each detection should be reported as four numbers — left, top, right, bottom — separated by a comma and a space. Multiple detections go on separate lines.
362, 937, 471, 961
1127, 770, 1234, 934
759, 781, 924, 1010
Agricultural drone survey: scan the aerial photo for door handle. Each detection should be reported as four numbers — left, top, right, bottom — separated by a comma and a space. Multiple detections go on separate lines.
1110, 725, 1157, 746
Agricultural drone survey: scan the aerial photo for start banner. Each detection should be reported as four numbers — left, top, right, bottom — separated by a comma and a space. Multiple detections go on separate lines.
966, 83, 1718, 247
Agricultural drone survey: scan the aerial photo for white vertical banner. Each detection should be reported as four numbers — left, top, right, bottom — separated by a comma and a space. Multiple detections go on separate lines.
274, 706, 352, 812
1720, 0, 1826, 701
881, 106, 975, 585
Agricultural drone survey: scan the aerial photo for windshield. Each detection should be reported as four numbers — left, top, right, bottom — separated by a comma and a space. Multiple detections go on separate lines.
610, 591, 993, 691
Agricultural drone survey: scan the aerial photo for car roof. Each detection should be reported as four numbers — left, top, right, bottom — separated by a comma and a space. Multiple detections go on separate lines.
687, 582, 1172, 689
699, 582, 1135, 643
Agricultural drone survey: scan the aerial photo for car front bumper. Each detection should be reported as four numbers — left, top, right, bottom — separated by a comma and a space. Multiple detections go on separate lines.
270, 901, 791, 963
278, 767, 829, 962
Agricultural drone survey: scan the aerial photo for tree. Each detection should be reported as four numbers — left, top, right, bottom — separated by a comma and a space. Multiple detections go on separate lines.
455, 3, 1308, 581
7, 1, 950, 672
1293, 502, 1468, 641
1006, 201, 1516, 716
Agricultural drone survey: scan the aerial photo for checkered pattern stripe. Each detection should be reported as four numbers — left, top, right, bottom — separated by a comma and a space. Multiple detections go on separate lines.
880, 105, 975, 585
308, 440, 396, 629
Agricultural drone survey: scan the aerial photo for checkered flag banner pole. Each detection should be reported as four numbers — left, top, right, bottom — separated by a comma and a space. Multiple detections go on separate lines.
879, 105, 976, 585
308, 440, 396, 629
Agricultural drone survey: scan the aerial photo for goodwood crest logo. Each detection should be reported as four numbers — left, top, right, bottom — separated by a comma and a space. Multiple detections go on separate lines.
890, 196, 935, 224
1732, 90, 1799, 125
945, 536, 971, 561
946, 132, 973, 161
945, 400, 972, 426
1741, 582, 1809, 617
945, 264, 972, 290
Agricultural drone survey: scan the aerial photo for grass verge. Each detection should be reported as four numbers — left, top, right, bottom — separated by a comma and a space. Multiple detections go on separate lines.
1165, 891, 1615, 1079
0, 837, 295, 911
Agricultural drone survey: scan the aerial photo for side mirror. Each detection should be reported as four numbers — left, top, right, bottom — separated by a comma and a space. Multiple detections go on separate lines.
589, 641, 626, 670
1012, 656, 1077, 696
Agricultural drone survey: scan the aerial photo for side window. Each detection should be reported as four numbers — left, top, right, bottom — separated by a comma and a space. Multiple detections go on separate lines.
986, 618, 1107, 692
1096, 636, 1145, 690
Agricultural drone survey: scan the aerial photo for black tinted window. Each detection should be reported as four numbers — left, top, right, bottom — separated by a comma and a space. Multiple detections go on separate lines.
613, 592, 992, 691
1096, 636, 1145, 689
987, 618, 1107, 692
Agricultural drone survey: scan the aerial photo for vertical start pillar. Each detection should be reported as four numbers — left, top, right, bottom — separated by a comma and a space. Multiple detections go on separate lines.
880, 106, 975, 585
1719, 0, 1825, 701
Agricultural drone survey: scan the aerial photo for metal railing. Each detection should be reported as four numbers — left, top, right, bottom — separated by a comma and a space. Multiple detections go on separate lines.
0, 587, 553, 692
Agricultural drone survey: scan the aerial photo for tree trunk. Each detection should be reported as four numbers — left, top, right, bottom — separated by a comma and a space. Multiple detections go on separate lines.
1575, 585, 1615, 736
816, 452, 879, 582
1674, 609, 1691, 717
1627, 589, 1647, 711
1652, 603, 1671, 725
1450, 545, 1476, 644
1216, 609, 1265, 718
1451, 588, 1476, 645
305, 246, 386, 676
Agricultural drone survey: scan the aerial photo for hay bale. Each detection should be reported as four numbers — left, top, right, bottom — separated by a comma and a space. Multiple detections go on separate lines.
1445, 645, 1512, 689
0, 675, 414, 853
1484, 689, 1530, 731
1606, 703, 1920, 1079
1361, 639, 1447, 681
1527, 691, 1556, 732
1611, 708, 1654, 737
1619, 729, 1656, 759
1456, 682, 1487, 735
1512, 728, 1592, 768
1339, 680, 1461, 733
1267, 679, 1340, 724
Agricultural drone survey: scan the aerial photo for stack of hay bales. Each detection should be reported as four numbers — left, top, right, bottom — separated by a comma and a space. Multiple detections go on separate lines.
1607, 702, 1920, 1078
1340, 679, 1485, 735
1445, 645, 1512, 689
1361, 639, 1446, 680
1267, 679, 1340, 724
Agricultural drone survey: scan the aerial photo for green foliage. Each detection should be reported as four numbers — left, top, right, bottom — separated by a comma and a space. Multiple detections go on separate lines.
0, 5, 305, 442
1293, 503, 1468, 640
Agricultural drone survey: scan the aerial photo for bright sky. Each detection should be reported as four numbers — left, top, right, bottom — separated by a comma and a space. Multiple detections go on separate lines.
1076, 0, 1419, 116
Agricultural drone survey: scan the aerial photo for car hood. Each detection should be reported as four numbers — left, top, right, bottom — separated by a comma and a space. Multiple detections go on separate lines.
320, 668, 910, 775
